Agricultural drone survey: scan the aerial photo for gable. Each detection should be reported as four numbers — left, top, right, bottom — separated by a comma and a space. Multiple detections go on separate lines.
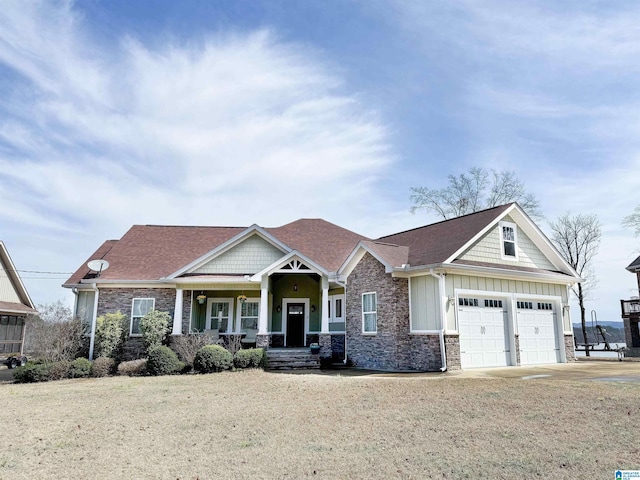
192, 234, 286, 275
458, 215, 556, 270
0, 256, 21, 303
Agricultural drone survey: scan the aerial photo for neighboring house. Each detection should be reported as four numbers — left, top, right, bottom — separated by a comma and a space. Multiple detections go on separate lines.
64, 203, 580, 370
0, 241, 37, 357
620, 255, 640, 357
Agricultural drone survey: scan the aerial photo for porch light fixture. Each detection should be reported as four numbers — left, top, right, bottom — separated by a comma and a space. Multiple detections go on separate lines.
196, 293, 206, 305
311, 305, 316, 312
276, 305, 281, 313
293, 283, 298, 292
237, 294, 247, 304
562, 304, 571, 313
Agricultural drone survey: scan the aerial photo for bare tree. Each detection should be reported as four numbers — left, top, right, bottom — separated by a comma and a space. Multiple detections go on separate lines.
550, 213, 601, 357
24, 300, 85, 362
410, 167, 541, 220
622, 205, 640, 237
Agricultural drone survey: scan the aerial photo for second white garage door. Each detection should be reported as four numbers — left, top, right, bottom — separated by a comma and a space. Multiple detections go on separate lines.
458, 297, 510, 368
517, 301, 559, 365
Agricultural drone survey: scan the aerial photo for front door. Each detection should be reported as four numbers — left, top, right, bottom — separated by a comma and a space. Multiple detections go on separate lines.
286, 303, 305, 347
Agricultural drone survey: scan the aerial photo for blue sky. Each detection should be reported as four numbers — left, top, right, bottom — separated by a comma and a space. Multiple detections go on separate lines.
1, 0, 638, 324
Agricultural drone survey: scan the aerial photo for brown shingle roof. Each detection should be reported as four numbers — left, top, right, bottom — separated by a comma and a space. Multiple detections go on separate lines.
0, 301, 37, 315
267, 219, 369, 273
361, 241, 409, 268
65, 220, 369, 284
377, 204, 512, 267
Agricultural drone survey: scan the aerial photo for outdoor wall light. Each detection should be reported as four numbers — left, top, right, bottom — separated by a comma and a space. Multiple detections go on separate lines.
293, 283, 298, 292
276, 305, 281, 313
311, 305, 316, 312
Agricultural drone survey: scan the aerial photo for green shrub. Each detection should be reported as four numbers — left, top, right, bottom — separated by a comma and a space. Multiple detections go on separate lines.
139, 310, 172, 353
90, 357, 115, 377
68, 357, 92, 378
13, 362, 52, 383
193, 345, 233, 373
117, 359, 147, 376
171, 331, 216, 366
146, 346, 184, 376
234, 348, 264, 369
95, 311, 128, 359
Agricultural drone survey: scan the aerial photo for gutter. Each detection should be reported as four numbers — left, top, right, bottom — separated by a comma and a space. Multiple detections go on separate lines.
428, 269, 448, 372
334, 278, 349, 365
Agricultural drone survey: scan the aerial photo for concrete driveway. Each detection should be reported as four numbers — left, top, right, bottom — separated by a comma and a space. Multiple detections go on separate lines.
447, 359, 640, 383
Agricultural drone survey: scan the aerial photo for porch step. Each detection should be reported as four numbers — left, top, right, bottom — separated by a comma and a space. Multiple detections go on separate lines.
265, 348, 320, 370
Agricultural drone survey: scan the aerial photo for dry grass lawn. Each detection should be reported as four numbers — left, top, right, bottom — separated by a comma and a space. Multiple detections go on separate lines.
0, 369, 638, 479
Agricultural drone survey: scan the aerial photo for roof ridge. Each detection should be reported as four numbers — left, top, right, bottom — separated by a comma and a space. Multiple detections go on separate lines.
378, 203, 513, 239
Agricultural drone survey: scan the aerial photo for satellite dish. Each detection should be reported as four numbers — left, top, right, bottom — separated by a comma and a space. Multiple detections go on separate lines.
87, 259, 110, 275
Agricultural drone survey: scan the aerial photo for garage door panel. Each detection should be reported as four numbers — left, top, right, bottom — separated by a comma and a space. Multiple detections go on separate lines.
459, 304, 509, 368
518, 306, 559, 365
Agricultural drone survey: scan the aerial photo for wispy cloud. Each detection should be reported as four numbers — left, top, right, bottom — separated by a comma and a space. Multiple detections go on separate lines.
0, 1, 393, 303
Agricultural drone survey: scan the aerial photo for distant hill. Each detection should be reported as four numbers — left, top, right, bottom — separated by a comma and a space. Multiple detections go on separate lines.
572, 321, 623, 328
572, 323, 626, 344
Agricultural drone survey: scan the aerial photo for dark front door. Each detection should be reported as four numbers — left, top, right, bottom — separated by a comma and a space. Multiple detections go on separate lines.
286, 303, 305, 347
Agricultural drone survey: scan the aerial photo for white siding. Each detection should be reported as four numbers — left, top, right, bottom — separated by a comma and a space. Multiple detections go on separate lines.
409, 275, 440, 331
460, 215, 555, 270
0, 261, 21, 303
193, 235, 285, 274
444, 274, 570, 331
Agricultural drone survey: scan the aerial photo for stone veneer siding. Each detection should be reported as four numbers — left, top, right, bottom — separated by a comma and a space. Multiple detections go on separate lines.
346, 253, 442, 371
97, 287, 177, 329
563, 334, 575, 361
444, 334, 460, 370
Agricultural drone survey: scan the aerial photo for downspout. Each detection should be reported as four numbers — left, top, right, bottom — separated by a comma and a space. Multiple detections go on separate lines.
88, 284, 99, 361
428, 269, 447, 372
334, 278, 348, 365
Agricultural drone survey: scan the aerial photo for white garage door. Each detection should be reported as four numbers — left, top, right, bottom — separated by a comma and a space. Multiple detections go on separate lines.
458, 297, 510, 368
517, 301, 559, 365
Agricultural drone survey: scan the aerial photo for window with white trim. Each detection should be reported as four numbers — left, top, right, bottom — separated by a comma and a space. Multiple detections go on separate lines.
239, 300, 259, 332
328, 294, 345, 332
500, 221, 518, 259
131, 298, 155, 335
362, 292, 377, 333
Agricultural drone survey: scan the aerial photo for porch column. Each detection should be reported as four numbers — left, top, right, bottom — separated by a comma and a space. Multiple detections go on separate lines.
172, 288, 183, 335
318, 276, 332, 359
258, 275, 269, 334
320, 276, 330, 333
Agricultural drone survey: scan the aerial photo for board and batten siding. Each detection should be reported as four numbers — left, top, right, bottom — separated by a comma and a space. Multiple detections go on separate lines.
443, 274, 570, 332
459, 215, 555, 270
409, 275, 440, 331
193, 234, 285, 275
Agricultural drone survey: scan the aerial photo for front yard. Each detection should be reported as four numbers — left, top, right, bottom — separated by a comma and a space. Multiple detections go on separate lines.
0, 368, 638, 479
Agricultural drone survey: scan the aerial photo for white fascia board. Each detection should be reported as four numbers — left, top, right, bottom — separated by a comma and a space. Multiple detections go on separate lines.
0, 241, 36, 310
173, 276, 254, 285
165, 225, 292, 279
440, 262, 582, 284
338, 242, 394, 279
78, 279, 173, 288
250, 250, 330, 281
443, 204, 516, 264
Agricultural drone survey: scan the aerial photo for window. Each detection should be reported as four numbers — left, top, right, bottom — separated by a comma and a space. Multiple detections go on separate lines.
517, 301, 533, 310
208, 300, 232, 333
537, 302, 553, 311
484, 299, 503, 308
328, 294, 345, 333
131, 298, 155, 335
362, 292, 377, 333
459, 297, 479, 307
500, 221, 518, 259
239, 300, 259, 332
